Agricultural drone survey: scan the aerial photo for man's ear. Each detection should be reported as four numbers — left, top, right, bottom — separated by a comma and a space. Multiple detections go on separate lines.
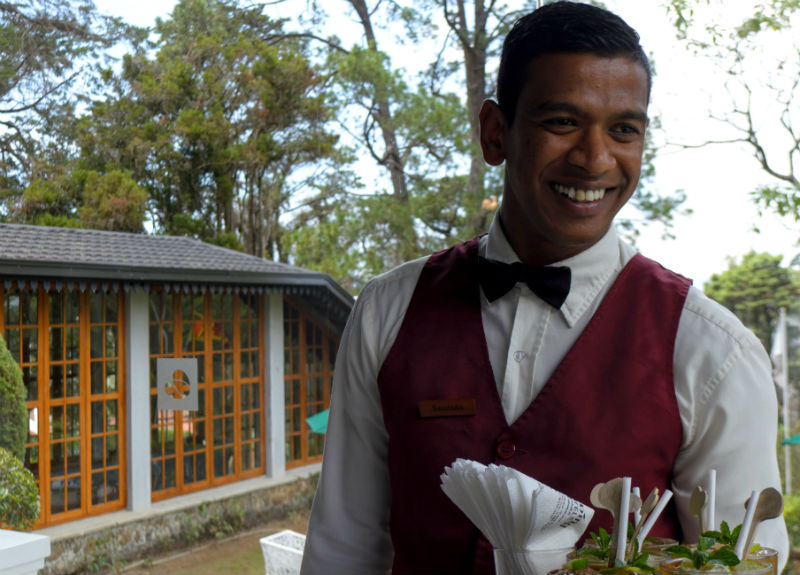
479, 99, 507, 167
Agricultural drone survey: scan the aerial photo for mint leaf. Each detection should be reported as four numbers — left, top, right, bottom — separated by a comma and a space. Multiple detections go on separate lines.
570, 558, 589, 571
692, 550, 710, 569
665, 545, 693, 559
697, 535, 717, 551
577, 547, 606, 559
709, 546, 741, 567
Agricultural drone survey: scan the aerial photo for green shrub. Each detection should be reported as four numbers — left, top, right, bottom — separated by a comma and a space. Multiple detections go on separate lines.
0, 333, 26, 460
0, 446, 40, 531
784, 493, 800, 549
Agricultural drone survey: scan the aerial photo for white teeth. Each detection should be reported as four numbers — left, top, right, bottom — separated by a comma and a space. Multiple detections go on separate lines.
554, 184, 606, 202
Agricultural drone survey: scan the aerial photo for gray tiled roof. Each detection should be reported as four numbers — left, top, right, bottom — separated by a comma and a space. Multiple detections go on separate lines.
0, 223, 353, 321
0, 223, 307, 275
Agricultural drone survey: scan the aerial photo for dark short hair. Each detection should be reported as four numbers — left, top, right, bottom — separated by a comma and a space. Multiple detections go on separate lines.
496, 1, 652, 124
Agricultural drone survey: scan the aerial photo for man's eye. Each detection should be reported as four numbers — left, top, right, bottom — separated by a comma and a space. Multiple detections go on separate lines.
612, 124, 642, 137
542, 117, 576, 129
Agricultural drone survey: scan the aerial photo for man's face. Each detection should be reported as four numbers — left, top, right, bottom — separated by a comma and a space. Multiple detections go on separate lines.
480, 53, 649, 265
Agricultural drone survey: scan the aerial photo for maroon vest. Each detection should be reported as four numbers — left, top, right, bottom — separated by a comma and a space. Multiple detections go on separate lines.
377, 238, 691, 574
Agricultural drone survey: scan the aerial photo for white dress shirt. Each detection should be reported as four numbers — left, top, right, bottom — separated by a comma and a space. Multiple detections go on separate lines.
301, 218, 788, 574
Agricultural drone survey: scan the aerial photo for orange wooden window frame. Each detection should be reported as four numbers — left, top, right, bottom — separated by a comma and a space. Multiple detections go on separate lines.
284, 297, 337, 469
0, 283, 127, 528
148, 289, 265, 502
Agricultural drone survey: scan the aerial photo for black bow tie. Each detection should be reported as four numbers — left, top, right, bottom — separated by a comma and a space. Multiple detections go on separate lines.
477, 256, 571, 308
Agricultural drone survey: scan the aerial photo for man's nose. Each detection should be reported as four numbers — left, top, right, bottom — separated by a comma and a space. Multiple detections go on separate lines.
566, 127, 616, 174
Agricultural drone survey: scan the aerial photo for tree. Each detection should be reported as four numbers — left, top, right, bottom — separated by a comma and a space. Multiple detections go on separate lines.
0, 0, 133, 211
12, 169, 147, 232
704, 251, 800, 348
67, 0, 348, 258
283, 0, 689, 293
665, 0, 800, 225
0, 333, 26, 462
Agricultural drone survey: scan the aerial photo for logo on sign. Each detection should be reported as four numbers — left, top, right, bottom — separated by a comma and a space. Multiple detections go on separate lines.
157, 358, 198, 411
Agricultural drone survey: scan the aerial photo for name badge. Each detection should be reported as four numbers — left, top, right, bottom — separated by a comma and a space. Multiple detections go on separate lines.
418, 398, 477, 418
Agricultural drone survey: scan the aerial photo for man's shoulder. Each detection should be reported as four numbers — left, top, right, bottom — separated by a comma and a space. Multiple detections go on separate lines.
681, 285, 763, 350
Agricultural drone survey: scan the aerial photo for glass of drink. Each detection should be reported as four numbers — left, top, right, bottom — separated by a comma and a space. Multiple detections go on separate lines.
658, 557, 772, 575
493, 546, 574, 575
746, 547, 778, 575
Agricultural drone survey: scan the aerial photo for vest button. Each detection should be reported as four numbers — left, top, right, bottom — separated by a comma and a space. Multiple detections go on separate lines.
496, 439, 515, 460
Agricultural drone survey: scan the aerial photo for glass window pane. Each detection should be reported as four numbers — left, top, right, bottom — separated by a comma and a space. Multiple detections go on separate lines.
106, 469, 119, 502
51, 480, 65, 514
22, 328, 37, 363
67, 440, 81, 473
49, 328, 63, 361
91, 362, 104, 395
66, 326, 79, 360
92, 472, 104, 504
165, 458, 176, 489
91, 326, 103, 358
66, 364, 79, 397
50, 442, 65, 474
92, 402, 103, 434
105, 326, 117, 357
23, 365, 37, 401
50, 365, 64, 399
66, 403, 80, 437
5, 292, 19, 324
107, 400, 118, 432
5, 328, 19, 362
184, 455, 194, 483
92, 438, 104, 469
65, 292, 80, 323
49, 293, 63, 324
22, 291, 37, 325
106, 361, 117, 393
196, 452, 206, 481
106, 295, 117, 323
90, 294, 103, 323
107, 435, 118, 466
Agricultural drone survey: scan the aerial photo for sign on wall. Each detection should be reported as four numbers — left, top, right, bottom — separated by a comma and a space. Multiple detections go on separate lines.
157, 358, 199, 411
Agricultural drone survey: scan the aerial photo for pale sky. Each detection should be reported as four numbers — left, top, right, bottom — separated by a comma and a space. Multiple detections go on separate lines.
94, 0, 800, 289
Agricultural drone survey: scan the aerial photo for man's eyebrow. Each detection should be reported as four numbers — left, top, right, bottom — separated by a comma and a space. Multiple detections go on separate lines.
530, 101, 649, 123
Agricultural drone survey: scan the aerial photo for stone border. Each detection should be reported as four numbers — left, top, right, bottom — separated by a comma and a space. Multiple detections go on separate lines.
42, 473, 318, 575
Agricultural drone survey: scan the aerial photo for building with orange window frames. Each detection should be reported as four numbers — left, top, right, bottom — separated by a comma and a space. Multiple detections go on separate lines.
0, 223, 351, 529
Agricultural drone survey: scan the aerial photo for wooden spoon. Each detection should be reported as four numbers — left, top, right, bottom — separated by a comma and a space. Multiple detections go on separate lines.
689, 485, 708, 535
741, 487, 784, 557
628, 487, 659, 556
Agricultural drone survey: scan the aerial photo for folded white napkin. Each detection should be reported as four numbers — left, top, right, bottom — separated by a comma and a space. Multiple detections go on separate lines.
440, 458, 594, 552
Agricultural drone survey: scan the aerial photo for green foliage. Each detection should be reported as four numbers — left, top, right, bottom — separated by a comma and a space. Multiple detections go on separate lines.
701, 520, 741, 546
0, 333, 26, 460
14, 169, 147, 232
0, 0, 135, 209
783, 493, 800, 549
86, 530, 126, 574
666, 1, 800, 226
666, 536, 740, 570
578, 527, 613, 560
0, 447, 40, 531
703, 252, 800, 348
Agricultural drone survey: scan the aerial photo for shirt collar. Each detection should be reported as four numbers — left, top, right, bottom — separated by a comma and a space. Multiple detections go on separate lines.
483, 216, 622, 327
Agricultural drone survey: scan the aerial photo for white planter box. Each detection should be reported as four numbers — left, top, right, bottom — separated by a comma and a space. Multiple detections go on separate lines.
260, 529, 305, 575
0, 530, 51, 575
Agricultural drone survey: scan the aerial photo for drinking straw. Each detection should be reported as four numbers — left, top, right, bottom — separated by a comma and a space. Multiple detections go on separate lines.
632, 486, 642, 526
636, 489, 674, 548
735, 490, 759, 560
615, 477, 632, 565
707, 469, 716, 532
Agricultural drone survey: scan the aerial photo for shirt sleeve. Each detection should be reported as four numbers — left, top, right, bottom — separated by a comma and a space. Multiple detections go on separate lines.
671, 290, 789, 571
300, 260, 425, 574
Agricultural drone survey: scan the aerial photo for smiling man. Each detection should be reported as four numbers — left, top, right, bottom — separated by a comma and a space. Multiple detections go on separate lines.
300, 2, 789, 574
